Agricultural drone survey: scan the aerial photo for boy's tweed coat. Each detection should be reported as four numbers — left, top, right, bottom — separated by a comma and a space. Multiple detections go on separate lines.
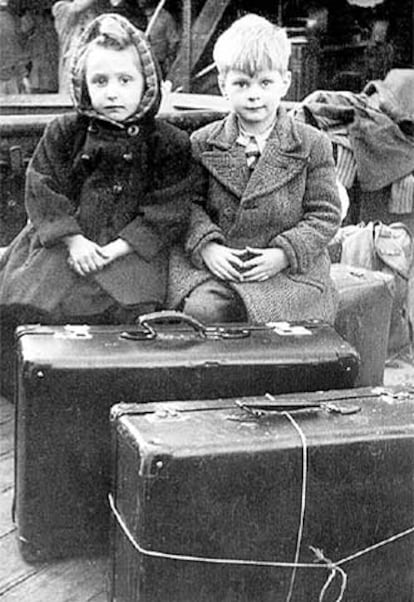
0, 15, 192, 315
168, 108, 342, 323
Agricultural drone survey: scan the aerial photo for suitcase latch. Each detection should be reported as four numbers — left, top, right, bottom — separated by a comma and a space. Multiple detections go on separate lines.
54, 325, 92, 339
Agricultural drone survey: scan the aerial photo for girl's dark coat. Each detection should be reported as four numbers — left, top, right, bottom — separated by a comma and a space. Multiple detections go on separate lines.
168, 109, 342, 323
0, 112, 192, 312
0, 13, 193, 315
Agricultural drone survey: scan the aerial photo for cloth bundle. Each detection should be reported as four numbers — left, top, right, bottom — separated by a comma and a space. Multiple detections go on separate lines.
333, 221, 413, 353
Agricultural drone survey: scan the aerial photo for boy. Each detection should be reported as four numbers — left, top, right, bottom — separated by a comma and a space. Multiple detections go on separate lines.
169, 13, 342, 325
0, 14, 192, 395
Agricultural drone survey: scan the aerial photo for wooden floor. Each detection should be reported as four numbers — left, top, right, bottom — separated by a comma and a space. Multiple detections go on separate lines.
0, 352, 413, 601
0, 393, 108, 602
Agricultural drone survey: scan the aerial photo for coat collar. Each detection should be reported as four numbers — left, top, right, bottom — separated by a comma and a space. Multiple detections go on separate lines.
200, 107, 309, 202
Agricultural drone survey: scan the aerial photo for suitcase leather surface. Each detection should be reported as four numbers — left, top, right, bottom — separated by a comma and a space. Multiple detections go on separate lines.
15, 316, 359, 561
110, 388, 414, 602
331, 264, 394, 386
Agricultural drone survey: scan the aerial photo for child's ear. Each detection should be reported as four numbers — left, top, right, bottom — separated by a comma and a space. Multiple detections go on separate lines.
218, 75, 227, 97
281, 71, 292, 97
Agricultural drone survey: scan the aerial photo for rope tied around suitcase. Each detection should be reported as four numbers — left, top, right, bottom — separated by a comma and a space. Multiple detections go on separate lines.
108, 397, 414, 602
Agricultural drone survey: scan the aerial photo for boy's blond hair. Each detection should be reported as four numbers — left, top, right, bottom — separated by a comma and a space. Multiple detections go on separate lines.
213, 14, 291, 77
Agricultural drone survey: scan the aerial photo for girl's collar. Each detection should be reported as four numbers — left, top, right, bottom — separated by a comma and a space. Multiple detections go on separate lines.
80, 108, 148, 132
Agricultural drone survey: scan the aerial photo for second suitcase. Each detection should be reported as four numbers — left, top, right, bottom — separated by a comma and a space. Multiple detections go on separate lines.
109, 388, 414, 602
15, 311, 359, 561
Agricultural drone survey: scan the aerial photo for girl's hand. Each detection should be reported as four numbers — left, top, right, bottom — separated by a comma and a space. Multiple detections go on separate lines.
100, 238, 133, 263
64, 234, 108, 276
241, 246, 289, 282
200, 242, 246, 282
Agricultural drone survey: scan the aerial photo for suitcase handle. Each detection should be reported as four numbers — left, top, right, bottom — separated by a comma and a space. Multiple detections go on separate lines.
236, 401, 360, 416
121, 311, 250, 341
236, 394, 361, 416
138, 311, 208, 337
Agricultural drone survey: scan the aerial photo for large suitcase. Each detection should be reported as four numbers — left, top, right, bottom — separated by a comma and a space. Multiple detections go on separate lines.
14, 312, 359, 561
109, 388, 414, 602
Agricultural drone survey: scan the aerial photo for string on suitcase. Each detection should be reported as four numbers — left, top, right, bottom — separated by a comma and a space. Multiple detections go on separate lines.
108, 491, 348, 602
108, 395, 414, 602
277, 403, 309, 602
108, 493, 414, 602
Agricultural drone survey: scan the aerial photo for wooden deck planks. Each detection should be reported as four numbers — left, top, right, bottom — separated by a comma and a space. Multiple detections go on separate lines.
0, 555, 108, 602
0, 489, 14, 536
0, 395, 108, 601
0, 528, 107, 601
0, 410, 14, 458
0, 531, 42, 596
0, 454, 13, 494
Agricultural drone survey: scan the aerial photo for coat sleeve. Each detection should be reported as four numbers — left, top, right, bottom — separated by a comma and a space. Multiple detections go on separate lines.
269, 130, 342, 273
25, 114, 84, 247
118, 126, 193, 261
181, 133, 226, 269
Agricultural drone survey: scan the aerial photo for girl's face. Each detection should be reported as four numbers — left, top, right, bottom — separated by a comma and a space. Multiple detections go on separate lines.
86, 45, 144, 122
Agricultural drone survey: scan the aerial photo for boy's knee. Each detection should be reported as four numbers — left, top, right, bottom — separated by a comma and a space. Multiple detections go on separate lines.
183, 280, 246, 324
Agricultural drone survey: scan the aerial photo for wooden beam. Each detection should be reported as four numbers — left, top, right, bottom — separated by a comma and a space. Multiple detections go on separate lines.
169, 0, 232, 90
170, 0, 192, 91
189, 0, 232, 68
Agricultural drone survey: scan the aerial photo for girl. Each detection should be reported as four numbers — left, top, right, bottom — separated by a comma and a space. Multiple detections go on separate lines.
0, 14, 192, 394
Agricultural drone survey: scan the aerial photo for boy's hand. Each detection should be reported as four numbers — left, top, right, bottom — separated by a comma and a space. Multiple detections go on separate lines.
241, 246, 289, 282
64, 234, 109, 276
200, 242, 246, 281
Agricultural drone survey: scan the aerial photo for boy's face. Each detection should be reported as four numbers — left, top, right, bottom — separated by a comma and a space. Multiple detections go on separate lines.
86, 46, 144, 122
219, 69, 291, 133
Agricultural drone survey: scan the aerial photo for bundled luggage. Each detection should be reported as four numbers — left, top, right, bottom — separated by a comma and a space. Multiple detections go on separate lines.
335, 221, 413, 355
109, 388, 414, 602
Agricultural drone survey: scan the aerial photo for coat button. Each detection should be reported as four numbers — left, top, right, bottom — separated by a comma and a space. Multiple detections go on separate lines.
127, 125, 139, 137
123, 152, 133, 162
113, 184, 123, 194
81, 153, 91, 161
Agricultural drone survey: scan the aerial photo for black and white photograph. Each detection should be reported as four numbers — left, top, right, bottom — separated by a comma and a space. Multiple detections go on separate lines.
0, 0, 413, 600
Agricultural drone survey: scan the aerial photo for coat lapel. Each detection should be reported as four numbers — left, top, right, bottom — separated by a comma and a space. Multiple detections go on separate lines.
242, 109, 309, 202
199, 109, 309, 203
199, 114, 249, 199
